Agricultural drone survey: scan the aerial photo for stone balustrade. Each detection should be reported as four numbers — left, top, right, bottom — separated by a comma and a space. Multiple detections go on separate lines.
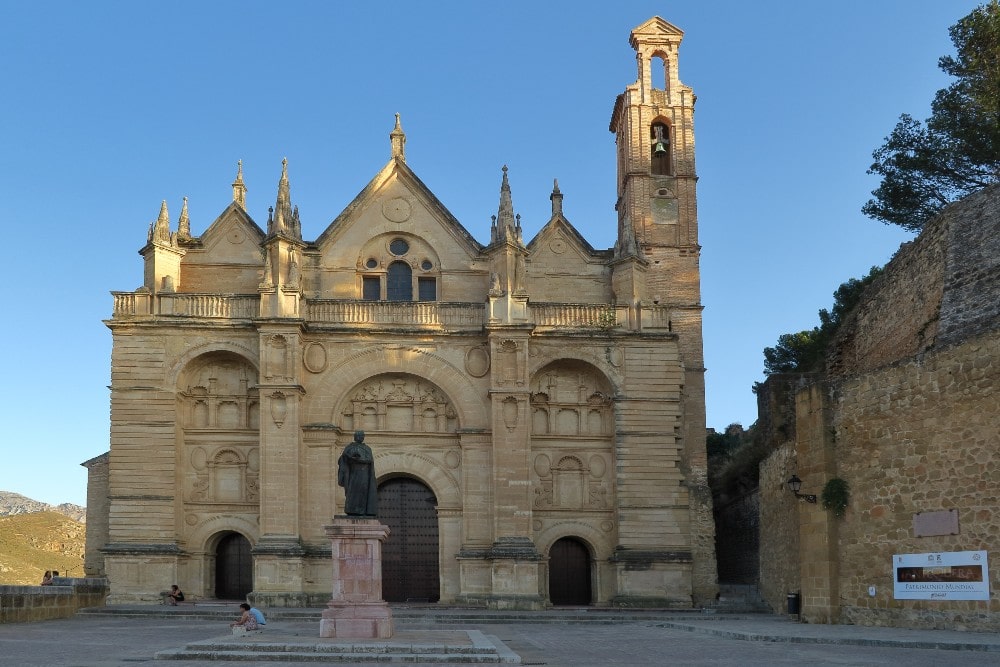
0, 578, 109, 624
158, 294, 259, 319
307, 300, 486, 329
112, 292, 674, 332
111, 292, 258, 319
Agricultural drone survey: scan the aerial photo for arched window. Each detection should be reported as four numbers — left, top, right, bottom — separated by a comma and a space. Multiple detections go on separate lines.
650, 122, 671, 176
651, 54, 668, 91
358, 236, 439, 301
386, 261, 412, 302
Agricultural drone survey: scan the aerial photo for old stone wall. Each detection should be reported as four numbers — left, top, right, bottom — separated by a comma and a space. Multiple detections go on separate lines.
755, 373, 815, 449
82, 453, 109, 576
937, 184, 1000, 345
755, 186, 999, 629
758, 443, 799, 614
831, 330, 999, 630
829, 183, 1000, 376
0, 578, 109, 624
826, 222, 945, 377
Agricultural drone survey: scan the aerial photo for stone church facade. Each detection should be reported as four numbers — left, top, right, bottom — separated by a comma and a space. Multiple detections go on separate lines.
87, 17, 717, 609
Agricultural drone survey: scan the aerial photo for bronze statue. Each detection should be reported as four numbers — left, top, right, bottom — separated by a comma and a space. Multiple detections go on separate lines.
337, 430, 378, 516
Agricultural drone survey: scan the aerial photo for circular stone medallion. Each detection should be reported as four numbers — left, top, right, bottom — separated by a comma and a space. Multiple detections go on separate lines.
382, 197, 412, 223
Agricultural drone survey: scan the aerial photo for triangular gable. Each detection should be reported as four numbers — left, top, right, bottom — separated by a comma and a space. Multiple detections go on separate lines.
527, 213, 608, 263
195, 202, 265, 243
315, 159, 483, 257
184, 202, 265, 264
629, 16, 684, 47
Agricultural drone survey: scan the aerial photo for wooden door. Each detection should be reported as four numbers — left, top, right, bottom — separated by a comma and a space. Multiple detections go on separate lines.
549, 537, 591, 605
378, 477, 440, 602
215, 532, 253, 600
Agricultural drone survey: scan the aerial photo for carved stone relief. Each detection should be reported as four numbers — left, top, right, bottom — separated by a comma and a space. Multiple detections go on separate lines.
529, 362, 612, 436
303, 341, 328, 373
340, 374, 458, 433
179, 355, 259, 430
502, 396, 519, 431
187, 446, 259, 505
265, 335, 291, 381
496, 339, 523, 386
533, 452, 610, 510
269, 391, 287, 428
464, 345, 490, 378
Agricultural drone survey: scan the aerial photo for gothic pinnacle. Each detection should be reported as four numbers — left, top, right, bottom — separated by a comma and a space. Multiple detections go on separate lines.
495, 165, 518, 244
270, 157, 299, 240
390, 113, 406, 162
232, 159, 247, 210
153, 200, 171, 244
178, 196, 191, 239
550, 178, 563, 216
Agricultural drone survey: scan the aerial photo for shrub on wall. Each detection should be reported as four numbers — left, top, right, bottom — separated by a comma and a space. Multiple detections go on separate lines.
822, 478, 850, 518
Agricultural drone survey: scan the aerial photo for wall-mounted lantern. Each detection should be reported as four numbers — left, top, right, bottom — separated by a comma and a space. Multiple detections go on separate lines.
787, 475, 817, 503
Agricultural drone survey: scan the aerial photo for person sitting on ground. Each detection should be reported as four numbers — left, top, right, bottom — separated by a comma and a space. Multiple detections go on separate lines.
40, 571, 53, 586
230, 603, 259, 631
248, 604, 266, 627
166, 585, 185, 606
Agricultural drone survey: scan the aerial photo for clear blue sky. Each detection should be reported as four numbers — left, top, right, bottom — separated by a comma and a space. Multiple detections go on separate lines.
0, 1, 981, 506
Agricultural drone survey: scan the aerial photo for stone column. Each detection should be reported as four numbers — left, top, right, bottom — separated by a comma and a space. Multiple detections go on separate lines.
319, 517, 393, 638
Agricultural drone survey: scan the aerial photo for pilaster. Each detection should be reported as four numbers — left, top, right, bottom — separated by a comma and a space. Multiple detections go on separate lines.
482, 327, 544, 609
253, 324, 307, 603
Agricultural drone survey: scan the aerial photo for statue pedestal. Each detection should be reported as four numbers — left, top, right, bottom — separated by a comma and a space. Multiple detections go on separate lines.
319, 517, 394, 638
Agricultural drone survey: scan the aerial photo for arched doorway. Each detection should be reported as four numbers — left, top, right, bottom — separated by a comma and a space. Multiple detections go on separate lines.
378, 477, 440, 602
215, 532, 253, 600
549, 537, 591, 605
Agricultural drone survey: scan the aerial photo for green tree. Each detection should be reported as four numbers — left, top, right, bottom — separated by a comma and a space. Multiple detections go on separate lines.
863, 2, 1000, 232
762, 266, 882, 375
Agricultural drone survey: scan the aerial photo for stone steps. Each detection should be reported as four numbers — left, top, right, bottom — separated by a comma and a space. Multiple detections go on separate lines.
154, 630, 518, 663
80, 605, 753, 624
711, 584, 772, 613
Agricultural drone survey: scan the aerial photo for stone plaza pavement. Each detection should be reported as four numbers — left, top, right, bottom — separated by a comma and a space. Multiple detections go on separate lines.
1, 607, 999, 666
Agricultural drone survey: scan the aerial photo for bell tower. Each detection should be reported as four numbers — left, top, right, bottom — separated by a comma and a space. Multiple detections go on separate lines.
610, 16, 699, 308
610, 17, 715, 604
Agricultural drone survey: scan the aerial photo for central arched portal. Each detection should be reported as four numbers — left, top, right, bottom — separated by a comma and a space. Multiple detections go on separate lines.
378, 477, 440, 602
215, 532, 253, 600
549, 537, 592, 605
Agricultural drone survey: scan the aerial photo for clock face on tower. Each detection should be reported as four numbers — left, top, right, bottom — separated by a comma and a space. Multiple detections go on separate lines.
382, 197, 412, 223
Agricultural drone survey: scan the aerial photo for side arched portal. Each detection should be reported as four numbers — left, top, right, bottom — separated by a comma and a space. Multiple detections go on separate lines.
215, 532, 253, 600
549, 537, 592, 605
378, 477, 440, 602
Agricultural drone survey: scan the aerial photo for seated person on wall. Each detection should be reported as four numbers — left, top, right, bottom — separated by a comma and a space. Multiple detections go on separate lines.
165, 585, 185, 606
40, 571, 53, 586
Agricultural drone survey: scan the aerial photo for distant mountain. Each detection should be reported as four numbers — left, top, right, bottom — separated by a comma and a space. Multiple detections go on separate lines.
0, 511, 86, 585
0, 491, 86, 522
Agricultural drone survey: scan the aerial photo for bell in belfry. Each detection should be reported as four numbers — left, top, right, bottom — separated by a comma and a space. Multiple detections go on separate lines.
652, 124, 670, 156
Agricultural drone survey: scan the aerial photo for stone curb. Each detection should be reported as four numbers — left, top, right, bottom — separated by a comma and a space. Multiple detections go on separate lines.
657, 621, 1000, 653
